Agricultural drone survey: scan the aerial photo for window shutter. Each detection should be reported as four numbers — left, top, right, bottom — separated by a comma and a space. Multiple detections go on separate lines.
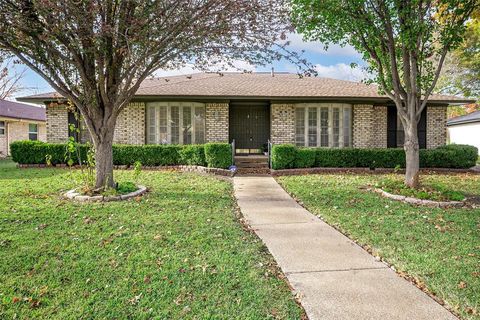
387, 106, 397, 148
418, 107, 427, 149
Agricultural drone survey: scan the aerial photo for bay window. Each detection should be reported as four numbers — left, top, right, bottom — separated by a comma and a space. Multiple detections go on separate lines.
146, 102, 205, 144
295, 103, 352, 148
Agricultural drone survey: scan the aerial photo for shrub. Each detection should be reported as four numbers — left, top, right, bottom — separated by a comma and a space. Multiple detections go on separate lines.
10, 140, 88, 165
316, 148, 359, 167
270, 144, 477, 169
11, 141, 233, 169
113, 144, 181, 166
271, 144, 297, 169
421, 144, 478, 168
204, 143, 232, 169
354, 149, 405, 168
179, 145, 206, 166
295, 148, 316, 168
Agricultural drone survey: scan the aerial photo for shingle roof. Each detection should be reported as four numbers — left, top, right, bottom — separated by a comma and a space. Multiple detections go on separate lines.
0, 99, 46, 121
447, 110, 480, 126
17, 72, 474, 104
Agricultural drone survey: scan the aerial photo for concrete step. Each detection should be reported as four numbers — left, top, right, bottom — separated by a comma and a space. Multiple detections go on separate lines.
236, 167, 271, 175
235, 155, 269, 164
236, 162, 269, 168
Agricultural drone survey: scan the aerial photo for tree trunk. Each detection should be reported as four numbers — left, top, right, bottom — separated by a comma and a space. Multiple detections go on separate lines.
404, 123, 420, 188
94, 135, 115, 189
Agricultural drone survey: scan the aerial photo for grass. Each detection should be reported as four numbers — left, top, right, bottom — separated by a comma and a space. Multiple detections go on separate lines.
377, 177, 466, 201
0, 167, 303, 319
0, 158, 15, 169
277, 173, 480, 319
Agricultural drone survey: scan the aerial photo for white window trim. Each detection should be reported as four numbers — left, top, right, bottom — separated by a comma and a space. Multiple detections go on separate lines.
0, 121, 5, 136
146, 102, 206, 145
28, 123, 38, 140
295, 103, 352, 148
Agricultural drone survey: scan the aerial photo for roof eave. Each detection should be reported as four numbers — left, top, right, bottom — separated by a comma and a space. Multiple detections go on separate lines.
16, 94, 475, 105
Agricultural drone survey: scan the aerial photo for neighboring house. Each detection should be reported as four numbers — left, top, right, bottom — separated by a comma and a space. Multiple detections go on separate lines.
447, 110, 480, 154
0, 99, 46, 157
18, 72, 473, 154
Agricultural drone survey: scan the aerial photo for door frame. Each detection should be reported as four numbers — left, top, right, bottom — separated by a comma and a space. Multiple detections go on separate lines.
229, 101, 270, 155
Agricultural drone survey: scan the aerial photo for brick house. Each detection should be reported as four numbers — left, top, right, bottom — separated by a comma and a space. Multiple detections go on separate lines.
0, 99, 46, 157
18, 73, 473, 154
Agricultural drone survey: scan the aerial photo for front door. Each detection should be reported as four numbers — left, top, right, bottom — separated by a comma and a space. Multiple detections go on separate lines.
229, 102, 270, 154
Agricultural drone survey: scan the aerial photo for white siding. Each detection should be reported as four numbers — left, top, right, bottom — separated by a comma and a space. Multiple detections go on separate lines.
448, 122, 480, 154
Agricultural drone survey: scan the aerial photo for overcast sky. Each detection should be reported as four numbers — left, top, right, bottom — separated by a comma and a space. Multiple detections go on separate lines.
12, 33, 367, 98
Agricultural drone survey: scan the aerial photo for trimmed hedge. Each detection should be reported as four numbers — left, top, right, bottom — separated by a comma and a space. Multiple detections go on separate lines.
271, 144, 478, 170
204, 143, 232, 169
271, 144, 297, 170
11, 141, 231, 169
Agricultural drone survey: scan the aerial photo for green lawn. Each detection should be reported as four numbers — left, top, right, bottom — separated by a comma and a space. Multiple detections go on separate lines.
0, 158, 15, 169
277, 173, 480, 319
0, 167, 303, 319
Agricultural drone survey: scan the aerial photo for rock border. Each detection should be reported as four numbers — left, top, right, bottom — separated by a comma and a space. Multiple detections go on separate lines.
372, 188, 465, 208
64, 185, 147, 202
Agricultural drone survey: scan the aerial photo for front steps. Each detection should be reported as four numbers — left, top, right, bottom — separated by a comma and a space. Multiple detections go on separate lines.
235, 155, 270, 175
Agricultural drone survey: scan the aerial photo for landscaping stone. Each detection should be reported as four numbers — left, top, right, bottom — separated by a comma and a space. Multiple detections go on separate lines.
63, 185, 147, 202
374, 188, 465, 208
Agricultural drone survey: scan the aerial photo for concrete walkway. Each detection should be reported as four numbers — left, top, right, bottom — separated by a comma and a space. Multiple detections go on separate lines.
233, 176, 456, 320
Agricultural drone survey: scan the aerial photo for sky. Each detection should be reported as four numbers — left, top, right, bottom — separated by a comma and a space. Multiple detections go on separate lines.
11, 33, 367, 99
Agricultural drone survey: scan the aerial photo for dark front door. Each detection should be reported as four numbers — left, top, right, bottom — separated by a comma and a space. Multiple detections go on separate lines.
229, 102, 270, 154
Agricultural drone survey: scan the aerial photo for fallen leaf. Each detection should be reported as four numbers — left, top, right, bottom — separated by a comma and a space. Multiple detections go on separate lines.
458, 281, 467, 289
144, 275, 151, 284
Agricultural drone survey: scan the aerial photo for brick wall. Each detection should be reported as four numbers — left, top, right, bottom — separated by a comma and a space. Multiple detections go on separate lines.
205, 103, 229, 142
372, 106, 387, 148
46, 102, 146, 144
113, 102, 145, 144
271, 104, 295, 144
46, 103, 69, 143
427, 106, 447, 149
352, 104, 388, 148
353, 104, 374, 148
0, 121, 46, 157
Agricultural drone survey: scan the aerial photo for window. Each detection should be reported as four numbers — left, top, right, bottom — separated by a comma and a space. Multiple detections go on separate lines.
0, 121, 5, 135
146, 102, 205, 144
28, 123, 38, 141
295, 104, 352, 148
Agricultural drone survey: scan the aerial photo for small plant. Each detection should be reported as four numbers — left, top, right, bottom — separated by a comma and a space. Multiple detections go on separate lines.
394, 164, 401, 173
45, 154, 52, 167
116, 181, 137, 195
133, 161, 142, 184
64, 135, 76, 167
81, 142, 96, 191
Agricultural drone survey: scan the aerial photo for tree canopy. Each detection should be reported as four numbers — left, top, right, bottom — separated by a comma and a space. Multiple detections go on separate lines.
292, 0, 478, 187
437, 8, 480, 106
0, 0, 296, 188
